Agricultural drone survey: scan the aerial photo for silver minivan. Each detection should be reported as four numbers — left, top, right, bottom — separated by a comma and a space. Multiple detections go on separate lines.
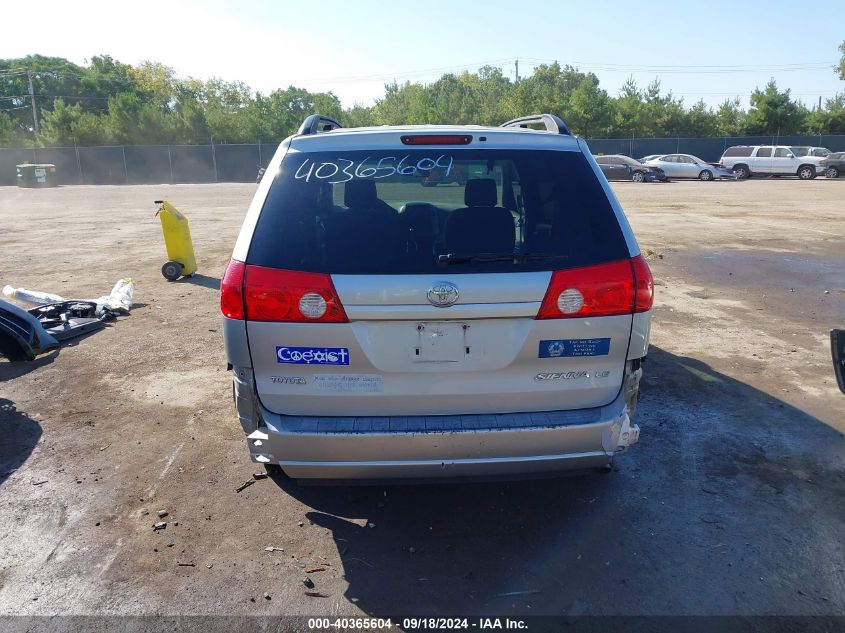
221, 114, 653, 481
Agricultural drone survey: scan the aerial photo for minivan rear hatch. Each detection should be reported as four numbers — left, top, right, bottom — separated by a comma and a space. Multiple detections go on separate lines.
235, 143, 648, 417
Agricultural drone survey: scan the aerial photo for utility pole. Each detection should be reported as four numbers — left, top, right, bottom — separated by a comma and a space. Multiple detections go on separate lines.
515, 59, 520, 83
210, 135, 218, 183
27, 71, 40, 136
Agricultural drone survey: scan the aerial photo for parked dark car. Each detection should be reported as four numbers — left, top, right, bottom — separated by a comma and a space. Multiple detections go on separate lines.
824, 152, 844, 178
594, 155, 666, 182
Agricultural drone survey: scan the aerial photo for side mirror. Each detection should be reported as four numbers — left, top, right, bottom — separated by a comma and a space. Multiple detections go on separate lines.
832, 329, 845, 394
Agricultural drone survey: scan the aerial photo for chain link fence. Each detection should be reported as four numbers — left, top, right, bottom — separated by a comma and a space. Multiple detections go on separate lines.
2, 136, 844, 186
0, 143, 280, 186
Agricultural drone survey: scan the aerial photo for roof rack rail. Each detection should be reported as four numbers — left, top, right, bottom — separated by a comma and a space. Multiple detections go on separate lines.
500, 114, 570, 136
297, 114, 342, 136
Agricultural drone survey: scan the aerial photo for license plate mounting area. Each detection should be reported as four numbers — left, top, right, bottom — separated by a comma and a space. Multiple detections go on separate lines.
412, 322, 469, 362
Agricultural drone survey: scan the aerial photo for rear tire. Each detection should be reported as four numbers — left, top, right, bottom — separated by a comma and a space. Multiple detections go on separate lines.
699, 169, 713, 181
825, 166, 839, 179
797, 165, 816, 180
732, 164, 750, 180
631, 171, 646, 183
161, 261, 183, 281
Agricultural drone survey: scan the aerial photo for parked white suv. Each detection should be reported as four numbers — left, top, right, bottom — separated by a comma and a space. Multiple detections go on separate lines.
221, 113, 653, 481
720, 145, 820, 180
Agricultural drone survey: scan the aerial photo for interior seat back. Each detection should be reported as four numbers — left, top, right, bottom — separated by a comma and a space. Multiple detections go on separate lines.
444, 178, 515, 254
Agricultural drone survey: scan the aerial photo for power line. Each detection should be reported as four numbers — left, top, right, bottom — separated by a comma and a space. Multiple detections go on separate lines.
3, 61, 842, 114
300, 58, 516, 84
5, 57, 839, 92
663, 91, 841, 97
34, 94, 112, 101
520, 57, 834, 69
0, 69, 137, 84
518, 57, 835, 74
0, 69, 30, 78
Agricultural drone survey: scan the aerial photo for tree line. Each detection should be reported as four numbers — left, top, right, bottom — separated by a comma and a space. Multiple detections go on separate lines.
2, 49, 844, 148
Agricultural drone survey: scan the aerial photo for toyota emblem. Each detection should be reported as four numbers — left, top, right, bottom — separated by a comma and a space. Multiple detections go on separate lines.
427, 282, 459, 307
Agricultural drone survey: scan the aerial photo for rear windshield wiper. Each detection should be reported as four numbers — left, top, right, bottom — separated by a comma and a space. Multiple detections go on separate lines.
437, 252, 569, 266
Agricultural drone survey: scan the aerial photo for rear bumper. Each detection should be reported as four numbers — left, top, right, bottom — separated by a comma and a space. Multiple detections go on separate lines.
245, 392, 639, 480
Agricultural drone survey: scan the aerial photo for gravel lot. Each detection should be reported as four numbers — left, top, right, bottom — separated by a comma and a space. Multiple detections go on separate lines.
1, 179, 843, 618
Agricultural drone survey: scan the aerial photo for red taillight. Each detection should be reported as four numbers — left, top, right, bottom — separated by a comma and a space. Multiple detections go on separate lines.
243, 266, 348, 323
536, 259, 636, 320
631, 254, 654, 313
400, 135, 472, 145
220, 259, 245, 319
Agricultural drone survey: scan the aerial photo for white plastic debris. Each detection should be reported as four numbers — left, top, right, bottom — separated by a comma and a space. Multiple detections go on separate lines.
94, 278, 135, 314
3, 278, 135, 315
2, 284, 65, 305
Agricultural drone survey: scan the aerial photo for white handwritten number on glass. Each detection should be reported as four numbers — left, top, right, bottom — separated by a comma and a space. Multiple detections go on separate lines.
294, 155, 453, 184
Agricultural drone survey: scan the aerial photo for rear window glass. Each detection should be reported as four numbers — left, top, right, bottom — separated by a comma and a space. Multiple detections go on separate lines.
722, 147, 753, 157
248, 149, 628, 274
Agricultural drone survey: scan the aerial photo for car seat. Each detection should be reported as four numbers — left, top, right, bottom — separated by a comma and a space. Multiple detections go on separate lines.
444, 179, 515, 254
400, 202, 441, 258
324, 180, 401, 272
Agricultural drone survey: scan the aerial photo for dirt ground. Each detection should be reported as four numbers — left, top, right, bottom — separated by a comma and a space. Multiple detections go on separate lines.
0, 179, 843, 619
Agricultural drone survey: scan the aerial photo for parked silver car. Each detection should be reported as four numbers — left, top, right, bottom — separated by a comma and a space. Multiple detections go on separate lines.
221, 113, 653, 481
644, 154, 736, 180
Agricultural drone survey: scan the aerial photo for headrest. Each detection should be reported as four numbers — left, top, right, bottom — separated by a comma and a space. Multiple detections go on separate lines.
464, 178, 497, 207
344, 179, 378, 209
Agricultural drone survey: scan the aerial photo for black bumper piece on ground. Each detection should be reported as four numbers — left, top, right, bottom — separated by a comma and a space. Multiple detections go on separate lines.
0, 299, 59, 361
0, 300, 115, 362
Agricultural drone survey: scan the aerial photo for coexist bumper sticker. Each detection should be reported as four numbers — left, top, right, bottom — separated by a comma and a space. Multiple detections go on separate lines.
276, 346, 349, 365
539, 338, 611, 358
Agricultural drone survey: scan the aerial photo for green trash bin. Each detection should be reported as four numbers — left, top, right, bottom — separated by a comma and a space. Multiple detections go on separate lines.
16, 163, 58, 188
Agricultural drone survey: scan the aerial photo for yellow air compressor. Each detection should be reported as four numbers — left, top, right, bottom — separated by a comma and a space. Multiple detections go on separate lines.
155, 200, 197, 281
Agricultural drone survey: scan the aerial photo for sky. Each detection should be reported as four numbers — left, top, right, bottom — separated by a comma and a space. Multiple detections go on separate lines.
3, 0, 843, 110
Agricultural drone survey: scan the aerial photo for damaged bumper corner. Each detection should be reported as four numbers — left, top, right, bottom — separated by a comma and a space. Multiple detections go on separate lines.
232, 366, 263, 435
246, 429, 274, 464
612, 412, 640, 453
611, 358, 643, 453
